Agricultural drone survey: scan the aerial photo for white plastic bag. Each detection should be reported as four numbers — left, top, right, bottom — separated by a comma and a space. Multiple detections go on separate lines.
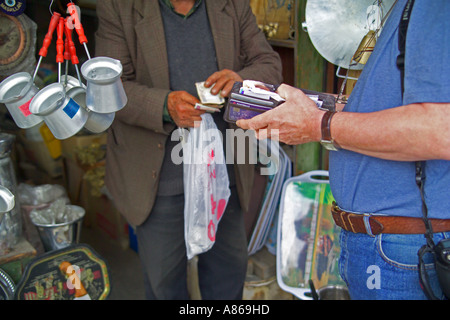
182, 113, 231, 259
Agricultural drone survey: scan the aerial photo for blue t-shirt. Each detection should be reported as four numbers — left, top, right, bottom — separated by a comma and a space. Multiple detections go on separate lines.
329, 0, 450, 219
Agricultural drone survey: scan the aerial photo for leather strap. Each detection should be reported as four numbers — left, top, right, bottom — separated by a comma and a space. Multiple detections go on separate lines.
331, 202, 450, 235
321, 111, 340, 149
321, 111, 334, 141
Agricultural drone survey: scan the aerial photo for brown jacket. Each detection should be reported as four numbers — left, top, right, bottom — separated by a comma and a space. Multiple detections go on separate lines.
95, 0, 283, 226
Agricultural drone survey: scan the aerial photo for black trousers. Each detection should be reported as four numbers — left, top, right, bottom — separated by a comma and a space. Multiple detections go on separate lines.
136, 186, 248, 299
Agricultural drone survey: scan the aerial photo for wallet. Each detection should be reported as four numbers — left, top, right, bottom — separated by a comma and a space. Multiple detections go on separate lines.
223, 81, 336, 124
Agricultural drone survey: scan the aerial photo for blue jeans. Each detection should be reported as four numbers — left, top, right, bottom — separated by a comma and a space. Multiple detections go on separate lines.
339, 230, 449, 300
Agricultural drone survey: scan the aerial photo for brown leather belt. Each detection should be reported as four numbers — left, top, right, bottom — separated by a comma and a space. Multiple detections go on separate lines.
331, 202, 450, 235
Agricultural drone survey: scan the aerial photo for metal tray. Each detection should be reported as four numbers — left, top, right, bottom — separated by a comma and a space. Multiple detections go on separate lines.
276, 171, 346, 300
14, 243, 110, 300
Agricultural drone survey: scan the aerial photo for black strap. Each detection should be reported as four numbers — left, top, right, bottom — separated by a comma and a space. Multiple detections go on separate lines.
397, 0, 415, 93
415, 161, 435, 247
396, 0, 434, 245
396, 0, 441, 300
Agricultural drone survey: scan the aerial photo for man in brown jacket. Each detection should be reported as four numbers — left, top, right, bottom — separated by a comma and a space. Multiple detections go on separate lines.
95, 0, 282, 299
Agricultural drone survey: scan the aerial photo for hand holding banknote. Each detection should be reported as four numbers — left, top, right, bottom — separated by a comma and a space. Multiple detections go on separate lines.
203, 69, 243, 97
167, 69, 242, 127
194, 69, 243, 113
167, 91, 205, 128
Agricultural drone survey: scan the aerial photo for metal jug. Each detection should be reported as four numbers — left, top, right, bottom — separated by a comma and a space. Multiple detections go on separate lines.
29, 83, 88, 140
81, 56, 127, 113
0, 186, 14, 214
66, 83, 115, 134
0, 72, 44, 129
0, 133, 22, 253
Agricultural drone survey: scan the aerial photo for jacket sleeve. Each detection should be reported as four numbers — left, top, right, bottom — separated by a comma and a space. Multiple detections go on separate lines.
95, 0, 174, 134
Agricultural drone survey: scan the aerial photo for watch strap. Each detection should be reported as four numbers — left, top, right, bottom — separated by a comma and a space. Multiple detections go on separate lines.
321, 111, 340, 150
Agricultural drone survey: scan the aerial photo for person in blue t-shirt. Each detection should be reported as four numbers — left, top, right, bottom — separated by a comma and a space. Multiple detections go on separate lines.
237, 0, 449, 299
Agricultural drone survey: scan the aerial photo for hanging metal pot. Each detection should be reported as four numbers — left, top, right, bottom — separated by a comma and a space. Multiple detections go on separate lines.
0, 72, 44, 129
66, 85, 115, 133
81, 56, 127, 114
29, 82, 88, 140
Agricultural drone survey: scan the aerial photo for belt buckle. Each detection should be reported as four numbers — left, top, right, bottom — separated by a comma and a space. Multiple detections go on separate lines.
363, 213, 376, 237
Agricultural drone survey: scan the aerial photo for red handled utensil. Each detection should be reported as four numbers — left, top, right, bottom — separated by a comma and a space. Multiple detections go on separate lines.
63, 22, 71, 86
32, 12, 61, 81
56, 17, 65, 84
64, 17, 83, 87
67, 2, 91, 60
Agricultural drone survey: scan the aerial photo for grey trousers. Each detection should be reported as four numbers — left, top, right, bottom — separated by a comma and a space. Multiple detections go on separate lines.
136, 186, 248, 300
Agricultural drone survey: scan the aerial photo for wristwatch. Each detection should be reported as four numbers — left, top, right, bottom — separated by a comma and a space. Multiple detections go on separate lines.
320, 111, 341, 151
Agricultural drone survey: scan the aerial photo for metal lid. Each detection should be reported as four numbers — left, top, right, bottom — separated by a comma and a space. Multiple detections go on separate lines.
304, 0, 395, 69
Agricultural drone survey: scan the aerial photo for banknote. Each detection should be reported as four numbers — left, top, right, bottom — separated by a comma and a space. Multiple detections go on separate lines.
195, 81, 225, 106
194, 103, 221, 113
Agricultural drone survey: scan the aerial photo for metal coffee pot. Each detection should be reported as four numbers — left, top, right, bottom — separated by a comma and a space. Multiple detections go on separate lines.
81, 57, 127, 114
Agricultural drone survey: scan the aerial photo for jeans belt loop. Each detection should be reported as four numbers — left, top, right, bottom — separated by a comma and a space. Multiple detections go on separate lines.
363, 213, 375, 237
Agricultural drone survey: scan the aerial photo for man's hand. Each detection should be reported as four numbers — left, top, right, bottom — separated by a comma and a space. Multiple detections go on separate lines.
167, 91, 205, 128
204, 69, 243, 98
236, 84, 324, 145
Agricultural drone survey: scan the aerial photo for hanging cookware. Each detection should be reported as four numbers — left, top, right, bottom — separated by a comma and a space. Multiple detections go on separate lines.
62, 21, 115, 133
0, 72, 43, 128
81, 56, 127, 114
29, 82, 88, 140
66, 85, 115, 133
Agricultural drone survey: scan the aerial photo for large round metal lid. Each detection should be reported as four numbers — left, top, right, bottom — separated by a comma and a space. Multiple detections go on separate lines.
304, 0, 395, 69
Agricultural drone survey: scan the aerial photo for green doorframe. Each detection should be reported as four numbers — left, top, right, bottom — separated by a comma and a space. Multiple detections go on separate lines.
294, 0, 330, 174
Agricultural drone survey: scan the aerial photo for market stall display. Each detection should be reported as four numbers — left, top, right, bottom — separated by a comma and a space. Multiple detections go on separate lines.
0, 2, 126, 139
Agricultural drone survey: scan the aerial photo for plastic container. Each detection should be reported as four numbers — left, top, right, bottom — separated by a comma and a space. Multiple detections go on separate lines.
276, 171, 348, 300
